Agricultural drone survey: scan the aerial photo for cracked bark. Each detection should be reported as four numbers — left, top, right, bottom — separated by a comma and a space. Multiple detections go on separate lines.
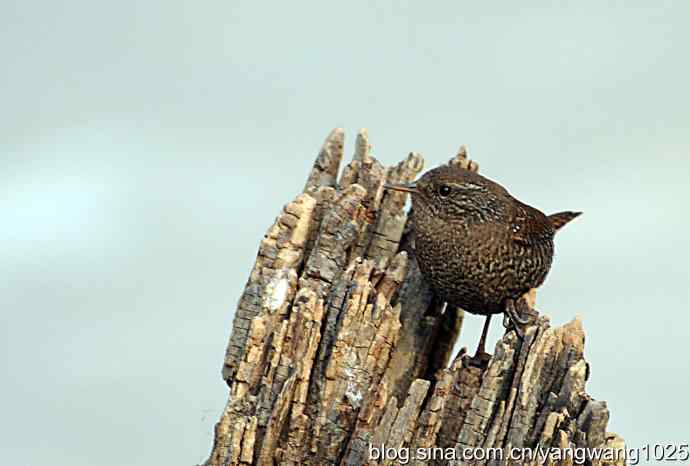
204, 129, 625, 466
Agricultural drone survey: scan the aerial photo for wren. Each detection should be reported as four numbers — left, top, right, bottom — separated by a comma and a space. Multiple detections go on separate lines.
385, 164, 580, 361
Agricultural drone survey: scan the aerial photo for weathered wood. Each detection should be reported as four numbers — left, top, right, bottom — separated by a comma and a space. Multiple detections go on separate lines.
204, 129, 624, 466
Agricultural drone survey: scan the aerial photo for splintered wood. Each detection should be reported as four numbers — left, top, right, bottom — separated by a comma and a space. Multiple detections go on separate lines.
204, 129, 624, 466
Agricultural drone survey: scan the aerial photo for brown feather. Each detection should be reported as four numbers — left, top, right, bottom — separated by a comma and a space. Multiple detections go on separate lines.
548, 211, 582, 231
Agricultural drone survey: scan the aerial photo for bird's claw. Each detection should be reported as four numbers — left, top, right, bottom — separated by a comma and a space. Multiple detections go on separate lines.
467, 350, 492, 368
506, 299, 531, 325
503, 299, 536, 339
502, 313, 525, 339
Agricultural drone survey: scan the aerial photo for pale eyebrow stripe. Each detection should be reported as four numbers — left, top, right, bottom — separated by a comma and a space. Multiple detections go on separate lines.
456, 183, 485, 190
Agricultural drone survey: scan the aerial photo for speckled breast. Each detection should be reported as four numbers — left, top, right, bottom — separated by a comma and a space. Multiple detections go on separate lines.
413, 219, 555, 316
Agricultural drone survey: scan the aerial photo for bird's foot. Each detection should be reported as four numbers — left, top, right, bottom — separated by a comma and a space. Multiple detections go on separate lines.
503, 312, 525, 339
503, 298, 539, 339
507, 303, 531, 325
467, 349, 492, 368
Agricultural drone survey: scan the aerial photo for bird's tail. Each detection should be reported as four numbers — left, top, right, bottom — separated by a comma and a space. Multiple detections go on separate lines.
548, 211, 582, 231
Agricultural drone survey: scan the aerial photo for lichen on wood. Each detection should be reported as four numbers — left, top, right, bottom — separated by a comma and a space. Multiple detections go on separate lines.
204, 129, 624, 466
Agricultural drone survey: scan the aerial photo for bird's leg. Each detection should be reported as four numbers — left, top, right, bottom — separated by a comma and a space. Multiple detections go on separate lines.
506, 299, 530, 325
504, 299, 526, 339
502, 313, 511, 329
476, 314, 492, 356
469, 314, 493, 367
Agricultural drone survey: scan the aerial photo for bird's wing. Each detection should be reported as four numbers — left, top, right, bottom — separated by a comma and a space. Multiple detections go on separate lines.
510, 201, 554, 246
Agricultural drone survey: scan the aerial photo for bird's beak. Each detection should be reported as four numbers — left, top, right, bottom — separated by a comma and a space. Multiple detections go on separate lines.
383, 182, 418, 194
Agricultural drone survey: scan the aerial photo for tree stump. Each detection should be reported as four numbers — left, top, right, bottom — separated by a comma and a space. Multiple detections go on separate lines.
202, 129, 625, 466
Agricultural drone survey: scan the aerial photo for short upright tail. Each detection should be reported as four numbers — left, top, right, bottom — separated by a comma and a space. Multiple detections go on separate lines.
548, 211, 582, 231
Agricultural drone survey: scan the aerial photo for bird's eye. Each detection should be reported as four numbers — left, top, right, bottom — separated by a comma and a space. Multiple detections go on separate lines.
438, 184, 451, 197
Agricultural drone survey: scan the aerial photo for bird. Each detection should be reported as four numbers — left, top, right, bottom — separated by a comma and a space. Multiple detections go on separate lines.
384, 163, 580, 362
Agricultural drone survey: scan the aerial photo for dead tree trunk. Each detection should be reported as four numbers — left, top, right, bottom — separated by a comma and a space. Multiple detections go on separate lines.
202, 129, 625, 466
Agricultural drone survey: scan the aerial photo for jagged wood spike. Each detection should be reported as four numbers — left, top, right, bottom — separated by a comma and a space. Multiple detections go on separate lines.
304, 128, 345, 192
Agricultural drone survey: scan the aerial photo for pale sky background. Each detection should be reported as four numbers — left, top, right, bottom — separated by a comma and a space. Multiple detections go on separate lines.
2, 1, 689, 465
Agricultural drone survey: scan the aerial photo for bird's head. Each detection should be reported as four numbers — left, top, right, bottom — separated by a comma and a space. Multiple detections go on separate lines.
384, 164, 508, 222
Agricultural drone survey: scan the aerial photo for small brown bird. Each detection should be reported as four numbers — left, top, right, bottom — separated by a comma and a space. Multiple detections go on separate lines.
385, 164, 580, 360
